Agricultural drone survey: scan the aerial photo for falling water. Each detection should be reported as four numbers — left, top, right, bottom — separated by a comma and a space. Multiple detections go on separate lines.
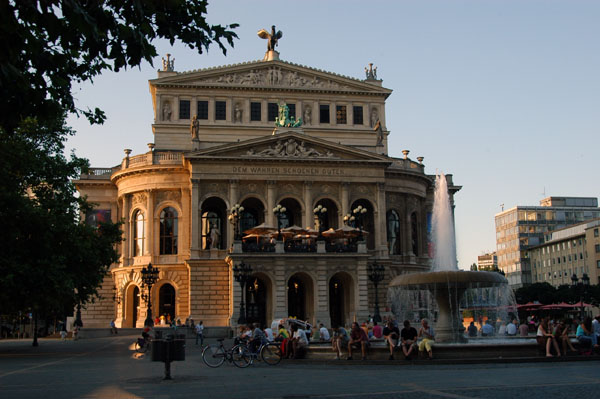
432, 173, 458, 271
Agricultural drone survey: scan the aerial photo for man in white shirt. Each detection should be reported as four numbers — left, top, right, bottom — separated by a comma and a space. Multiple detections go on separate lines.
195, 321, 204, 346
319, 323, 330, 341
264, 326, 274, 342
506, 319, 518, 336
288, 324, 308, 359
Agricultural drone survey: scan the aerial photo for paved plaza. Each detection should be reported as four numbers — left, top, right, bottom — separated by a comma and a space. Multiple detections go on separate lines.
0, 335, 599, 398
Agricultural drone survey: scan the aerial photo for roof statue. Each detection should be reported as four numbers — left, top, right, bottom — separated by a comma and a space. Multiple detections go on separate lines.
274, 103, 302, 128
365, 63, 378, 80
258, 25, 283, 52
162, 53, 175, 72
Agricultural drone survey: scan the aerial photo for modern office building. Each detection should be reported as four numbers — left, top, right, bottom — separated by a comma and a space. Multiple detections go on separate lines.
495, 197, 600, 287
477, 252, 497, 271
528, 219, 600, 287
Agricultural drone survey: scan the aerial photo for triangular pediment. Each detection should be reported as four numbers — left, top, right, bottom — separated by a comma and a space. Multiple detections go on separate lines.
151, 60, 391, 96
186, 130, 391, 163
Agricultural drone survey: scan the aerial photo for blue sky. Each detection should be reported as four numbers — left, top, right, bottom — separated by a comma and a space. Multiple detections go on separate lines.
66, 0, 600, 268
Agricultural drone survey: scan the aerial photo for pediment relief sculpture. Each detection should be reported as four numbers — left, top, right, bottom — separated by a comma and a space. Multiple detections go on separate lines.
197, 67, 351, 90
245, 138, 338, 159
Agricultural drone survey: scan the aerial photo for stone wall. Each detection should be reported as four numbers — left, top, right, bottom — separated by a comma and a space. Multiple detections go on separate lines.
187, 259, 231, 326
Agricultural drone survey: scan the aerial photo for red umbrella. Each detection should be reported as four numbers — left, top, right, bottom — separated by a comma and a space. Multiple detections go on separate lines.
517, 302, 543, 309
570, 301, 593, 308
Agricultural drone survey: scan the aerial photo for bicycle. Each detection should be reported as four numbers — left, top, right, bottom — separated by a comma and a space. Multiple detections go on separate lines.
201, 338, 251, 368
134, 337, 151, 353
243, 340, 282, 366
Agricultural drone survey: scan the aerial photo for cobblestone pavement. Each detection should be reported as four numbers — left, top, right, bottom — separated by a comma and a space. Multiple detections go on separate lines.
0, 336, 599, 399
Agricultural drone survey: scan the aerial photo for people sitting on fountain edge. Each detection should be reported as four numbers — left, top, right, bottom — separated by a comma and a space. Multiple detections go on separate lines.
400, 320, 418, 360
576, 317, 599, 353
347, 322, 369, 360
383, 319, 400, 360
467, 321, 478, 337
537, 317, 561, 357
506, 319, 518, 336
417, 319, 435, 360
481, 320, 494, 337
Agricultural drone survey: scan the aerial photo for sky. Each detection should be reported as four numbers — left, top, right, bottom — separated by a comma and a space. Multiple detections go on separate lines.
65, 0, 600, 269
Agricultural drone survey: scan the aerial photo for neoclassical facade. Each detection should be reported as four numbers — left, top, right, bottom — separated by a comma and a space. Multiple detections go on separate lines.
75, 50, 460, 329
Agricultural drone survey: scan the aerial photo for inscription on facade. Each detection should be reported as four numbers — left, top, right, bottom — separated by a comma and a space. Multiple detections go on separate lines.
232, 166, 345, 176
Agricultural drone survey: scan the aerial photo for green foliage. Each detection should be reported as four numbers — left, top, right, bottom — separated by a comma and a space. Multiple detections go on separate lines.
514, 282, 600, 306
0, 0, 238, 130
470, 263, 478, 271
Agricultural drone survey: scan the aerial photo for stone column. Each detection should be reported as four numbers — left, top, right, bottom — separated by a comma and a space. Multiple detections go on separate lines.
375, 183, 387, 254
191, 179, 201, 258
145, 190, 154, 258
181, 187, 191, 257
303, 181, 313, 229
356, 259, 370, 322
266, 180, 276, 226
121, 195, 130, 266
341, 182, 349, 221
314, 259, 331, 327
273, 259, 287, 320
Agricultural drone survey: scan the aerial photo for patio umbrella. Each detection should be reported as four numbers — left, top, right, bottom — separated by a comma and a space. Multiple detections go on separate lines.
243, 223, 277, 235
570, 301, 593, 308
282, 225, 305, 233
321, 227, 339, 238
242, 233, 270, 244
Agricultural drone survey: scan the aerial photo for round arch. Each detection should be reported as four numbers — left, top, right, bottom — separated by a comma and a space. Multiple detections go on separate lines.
313, 197, 340, 230
240, 196, 266, 234
200, 196, 227, 250
124, 283, 142, 328
328, 271, 355, 328
277, 197, 303, 229
246, 272, 274, 328
287, 271, 315, 323
350, 198, 376, 250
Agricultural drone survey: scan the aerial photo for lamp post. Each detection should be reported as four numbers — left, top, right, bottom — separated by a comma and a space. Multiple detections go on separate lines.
343, 213, 355, 227
571, 273, 590, 320
229, 203, 244, 241
313, 204, 327, 240
233, 261, 253, 324
141, 263, 160, 327
352, 205, 368, 240
367, 261, 385, 323
273, 204, 287, 241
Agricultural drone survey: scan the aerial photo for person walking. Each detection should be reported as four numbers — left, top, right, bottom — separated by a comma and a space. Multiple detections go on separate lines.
195, 320, 204, 346
110, 319, 118, 335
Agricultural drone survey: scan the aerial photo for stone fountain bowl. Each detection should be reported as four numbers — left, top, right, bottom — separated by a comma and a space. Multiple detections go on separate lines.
389, 270, 508, 289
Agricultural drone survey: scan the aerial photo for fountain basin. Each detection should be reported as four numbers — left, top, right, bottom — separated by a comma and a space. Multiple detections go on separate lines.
389, 270, 510, 343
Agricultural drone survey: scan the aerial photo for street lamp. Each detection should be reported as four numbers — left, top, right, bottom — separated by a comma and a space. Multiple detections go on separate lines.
343, 213, 355, 227
233, 261, 253, 324
273, 204, 287, 241
313, 204, 327, 240
228, 203, 244, 241
352, 205, 368, 240
141, 263, 160, 327
367, 261, 385, 324
571, 273, 590, 320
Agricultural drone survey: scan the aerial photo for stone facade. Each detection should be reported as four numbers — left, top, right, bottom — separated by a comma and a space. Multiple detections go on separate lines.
75, 52, 460, 329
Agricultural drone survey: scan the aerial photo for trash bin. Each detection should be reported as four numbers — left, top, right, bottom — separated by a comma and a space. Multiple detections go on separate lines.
172, 336, 186, 361
151, 339, 165, 362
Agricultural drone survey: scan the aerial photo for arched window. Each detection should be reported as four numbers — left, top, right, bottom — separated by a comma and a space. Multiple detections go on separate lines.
387, 210, 401, 255
411, 212, 419, 256
133, 210, 145, 256
201, 196, 227, 250
159, 207, 178, 255
240, 197, 264, 234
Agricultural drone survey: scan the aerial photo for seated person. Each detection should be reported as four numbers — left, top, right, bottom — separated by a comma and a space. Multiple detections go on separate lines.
287, 324, 309, 359
418, 319, 435, 359
506, 319, 518, 336
332, 325, 349, 359
347, 322, 369, 360
372, 322, 383, 339
481, 320, 494, 336
274, 323, 289, 342
519, 321, 529, 336
383, 320, 400, 360
576, 317, 599, 351
537, 317, 561, 357
264, 325, 274, 342
553, 319, 576, 356
400, 320, 418, 360
467, 321, 478, 337
248, 323, 268, 354
319, 323, 330, 342
234, 325, 252, 345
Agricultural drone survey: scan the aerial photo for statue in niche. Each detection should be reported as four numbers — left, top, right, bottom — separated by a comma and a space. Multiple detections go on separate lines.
257, 25, 283, 52
374, 120, 384, 146
234, 103, 243, 123
162, 102, 172, 121
190, 115, 199, 140
303, 106, 311, 126
209, 223, 220, 249
370, 107, 379, 128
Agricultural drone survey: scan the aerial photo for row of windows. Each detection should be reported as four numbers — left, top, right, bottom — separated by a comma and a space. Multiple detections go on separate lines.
178, 99, 365, 125
132, 207, 178, 256
532, 253, 585, 268
536, 266, 589, 281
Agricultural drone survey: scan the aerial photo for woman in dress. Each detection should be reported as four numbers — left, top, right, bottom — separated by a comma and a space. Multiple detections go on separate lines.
537, 317, 560, 357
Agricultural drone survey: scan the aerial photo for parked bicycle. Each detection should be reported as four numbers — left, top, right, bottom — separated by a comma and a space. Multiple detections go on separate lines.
242, 341, 283, 366
202, 338, 251, 368
134, 337, 151, 353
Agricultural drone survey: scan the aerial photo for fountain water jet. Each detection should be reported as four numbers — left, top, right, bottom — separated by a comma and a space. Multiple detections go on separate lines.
388, 173, 515, 343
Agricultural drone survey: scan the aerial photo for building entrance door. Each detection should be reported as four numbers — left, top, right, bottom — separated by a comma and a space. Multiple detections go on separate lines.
132, 286, 139, 327
246, 276, 267, 327
158, 284, 176, 321
329, 276, 344, 328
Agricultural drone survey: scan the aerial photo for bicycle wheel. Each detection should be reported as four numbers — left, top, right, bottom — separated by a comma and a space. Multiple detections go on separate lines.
231, 344, 252, 368
202, 344, 226, 368
134, 339, 147, 353
261, 343, 282, 365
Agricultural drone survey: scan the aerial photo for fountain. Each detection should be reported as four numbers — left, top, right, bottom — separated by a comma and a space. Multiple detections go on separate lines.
388, 174, 516, 343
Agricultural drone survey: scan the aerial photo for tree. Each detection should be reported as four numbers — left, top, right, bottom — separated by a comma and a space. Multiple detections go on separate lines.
0, 1, 238, 345
514, 282, 557, 305
470, 263, 478, 271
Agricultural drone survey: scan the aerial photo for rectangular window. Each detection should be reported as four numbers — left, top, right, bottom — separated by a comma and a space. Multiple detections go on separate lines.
595, 228, 599, 237
197, 101, 208, 120
336, 105, 347, 124
288, 103, 296, 119
595, 244, 600, 253
215, 101, 226, 120
250, 102, 261, 121
353, 106, 363, 125
268, 102, 278, 121
179, 100, 190, 119
320, 104, 330, 123
597, 260, 600, 268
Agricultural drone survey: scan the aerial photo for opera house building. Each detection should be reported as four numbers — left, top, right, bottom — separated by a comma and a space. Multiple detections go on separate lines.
75, 47, 459, 329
